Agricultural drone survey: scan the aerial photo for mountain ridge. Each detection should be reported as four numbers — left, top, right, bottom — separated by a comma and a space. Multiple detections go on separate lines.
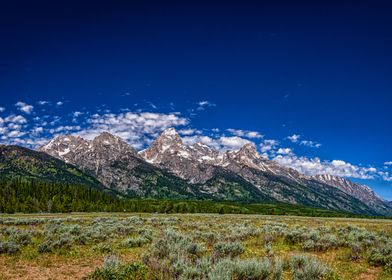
0, 144, 103, 189
37, 129, 391, 215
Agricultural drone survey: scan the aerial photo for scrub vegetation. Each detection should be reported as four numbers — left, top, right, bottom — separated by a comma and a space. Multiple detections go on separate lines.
0, 213, 391, 279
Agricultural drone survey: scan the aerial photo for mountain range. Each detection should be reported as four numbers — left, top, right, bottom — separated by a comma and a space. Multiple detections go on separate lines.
0, 128, 390, 216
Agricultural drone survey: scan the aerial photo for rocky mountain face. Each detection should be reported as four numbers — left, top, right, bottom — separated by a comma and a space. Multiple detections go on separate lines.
37, 128, 392, 215
311, 174, 391, 214
41, 132, 138, 191
140, 128, 222, 183
40, 132, 194, 198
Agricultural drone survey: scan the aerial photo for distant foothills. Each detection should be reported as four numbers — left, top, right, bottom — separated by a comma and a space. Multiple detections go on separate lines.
0, 128, 391, 217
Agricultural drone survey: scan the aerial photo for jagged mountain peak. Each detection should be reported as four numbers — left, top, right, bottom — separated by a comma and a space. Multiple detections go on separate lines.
91, 131, 134, 151
220, 142, 262, 170
40, 132, 137, 163
156, 128, 182, 144
43, 134, 85, 147
40, 134, 88, 159
139, 128, 187, 163
156, 128, 183, 146
161, 127, 178, 136
190, 142, 218, 153
237, 143, 261, 159
93, 131, 119, 141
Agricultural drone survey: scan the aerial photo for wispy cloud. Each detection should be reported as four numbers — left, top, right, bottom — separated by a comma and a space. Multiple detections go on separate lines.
300, 140, 322, 148
259, 139, 279, 153
227, 128, 263, 139
37, 101, 50, 105
287, 134, 301, 143
188, 100, 216, 117
276, 147, 293, 155
72, 111, 83, 117
196, 100, 216, 111
178, 128, 202, 136
287, 134, 321, 148
147, 101, 157, 109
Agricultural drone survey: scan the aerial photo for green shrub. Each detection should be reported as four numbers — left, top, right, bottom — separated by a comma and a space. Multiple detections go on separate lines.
92, 243, 113, 254
348, 241, 362, 260
272, 258, 283, 280
232, 258, 272, 280
208, 259, 235, 280
9, 230, 32, 246
368, 243, 392, 272
0, 241, 20, 254
120, 236, 149, 248
291, 255, 332, 280
38, 240, 53, 253
85, 255, 148, 280
213, 242, 245, 260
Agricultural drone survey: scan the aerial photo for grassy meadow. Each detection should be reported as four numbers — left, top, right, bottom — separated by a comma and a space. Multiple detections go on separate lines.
0, 213, 391, 280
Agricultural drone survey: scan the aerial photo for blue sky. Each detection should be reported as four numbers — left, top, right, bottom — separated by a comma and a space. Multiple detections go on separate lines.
0, 1, 391, 199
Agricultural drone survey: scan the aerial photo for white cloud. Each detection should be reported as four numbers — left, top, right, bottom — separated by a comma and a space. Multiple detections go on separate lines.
178, 128, 202, 136
15, 101, 34, 114
227, 129, 263, 139
219, 136, 251, 150
37, 101, 50, 105
4, 115, 27, 124
273, 154, 379, 180
182, 135, 251, 151
8, 130, 26, 138
56, 101, 64, 106
182, 135, 220, 150
49, 125, 81, 134
0, 107, 5, 112
198, 101, 213, 107
196, 100, 216, 111
147, 102, 157, 109
31, 127, 44, 135
276, 148, 293, 155
187, 100, 217, 117
287, 134, 321, 148
300, 140, 322, 148
259, 139, 279, 153
77, 111, 189, 149
287, 134, 301, 143
72, 111, 83, 117
378, 171, 392, 182
7, 123, 22, 130
384, 161, 392, 166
